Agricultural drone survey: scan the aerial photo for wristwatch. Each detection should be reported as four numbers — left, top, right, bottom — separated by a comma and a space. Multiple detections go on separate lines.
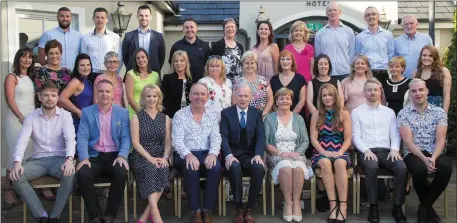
66, 156, 74, 161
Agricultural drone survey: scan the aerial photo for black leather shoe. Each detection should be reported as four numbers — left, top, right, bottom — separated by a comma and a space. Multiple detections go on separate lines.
416, 204, 428, 223
392, 205, 406, 223
89, 217, 103, 223
428, 207, 442, 223
104, 216, 114, 223
38, 217, 49, 223
368, 204, 380, 223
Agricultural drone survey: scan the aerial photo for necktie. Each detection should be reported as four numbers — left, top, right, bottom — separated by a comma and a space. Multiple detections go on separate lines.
240, 111, 246, 128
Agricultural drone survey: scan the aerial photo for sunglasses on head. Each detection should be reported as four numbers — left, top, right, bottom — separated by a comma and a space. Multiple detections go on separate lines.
208, 55, 222, 60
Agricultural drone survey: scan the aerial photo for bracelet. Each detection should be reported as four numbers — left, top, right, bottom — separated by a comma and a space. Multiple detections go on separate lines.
163, 155, 170, 159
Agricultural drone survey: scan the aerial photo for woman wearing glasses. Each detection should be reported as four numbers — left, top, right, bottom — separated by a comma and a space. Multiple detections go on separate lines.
93, 51, 125, 106
198, 55, 232, 116
211, 18, 244, 85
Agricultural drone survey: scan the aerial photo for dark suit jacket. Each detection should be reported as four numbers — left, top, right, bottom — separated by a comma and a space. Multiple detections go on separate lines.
220, 105, 265, 159
122, 29, 165, 74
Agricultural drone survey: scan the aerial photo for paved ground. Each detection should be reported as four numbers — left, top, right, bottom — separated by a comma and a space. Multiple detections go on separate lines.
2, 155, 456, 222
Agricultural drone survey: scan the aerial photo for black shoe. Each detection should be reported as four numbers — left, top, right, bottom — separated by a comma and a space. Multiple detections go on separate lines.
416, 204, 428, 223
89, 217, 103, 223
368, 204, 380, 223
104, 215, 114, 223
335, 200, 347, 223
327, 200, 338, 223
38, 217, 49, 223
392, 205, 407, 223
48, 218, 60, 223
428, 207, 442, 223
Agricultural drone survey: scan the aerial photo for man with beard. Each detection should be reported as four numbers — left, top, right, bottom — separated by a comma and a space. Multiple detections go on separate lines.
76, 79, 130, 223
168, 18, 211, 81
352, 78, 407, 223
10, 82, 76, 223
355, 6, 394, 83
172, 83, 221, 223
398, 78, 452, 223
122, 5, 165, 82
38, 7, 82, 71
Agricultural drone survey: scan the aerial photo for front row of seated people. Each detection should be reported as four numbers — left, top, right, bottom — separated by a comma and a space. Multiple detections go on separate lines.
9, 78, 451, 223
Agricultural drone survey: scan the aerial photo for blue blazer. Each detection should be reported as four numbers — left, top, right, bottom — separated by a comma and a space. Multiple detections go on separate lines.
77, 104, 131, 161
220, 105, 265, 158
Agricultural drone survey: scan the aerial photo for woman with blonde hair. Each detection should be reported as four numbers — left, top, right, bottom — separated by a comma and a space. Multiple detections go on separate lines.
198, 55, 232, 115
341, 55, 374, 113
161, 50, 193, 118
264, 87, 310, 222
284, 20, 315, 82
129, 85, 171, 223
382, 56, 411, 115
310, 84, 352, 223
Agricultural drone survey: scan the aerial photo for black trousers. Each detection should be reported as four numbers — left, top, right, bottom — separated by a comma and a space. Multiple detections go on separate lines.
226, 154, 265, 210
358, 148, 407, 205
404, 151, 452, 208
371, 69, 388, 84
76, 152, 128, 220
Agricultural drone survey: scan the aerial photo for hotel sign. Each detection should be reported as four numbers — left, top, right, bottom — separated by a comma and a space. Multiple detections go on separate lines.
306, 1, 330, 7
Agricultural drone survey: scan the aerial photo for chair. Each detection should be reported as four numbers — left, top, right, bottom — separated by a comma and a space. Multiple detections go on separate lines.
80, 175, 128, 223
23, 176, 73, 223
221, 172, 267, 216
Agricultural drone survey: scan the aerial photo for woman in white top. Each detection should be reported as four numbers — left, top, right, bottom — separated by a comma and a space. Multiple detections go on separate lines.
198, 55, 232, 117
3, 47, 36, 205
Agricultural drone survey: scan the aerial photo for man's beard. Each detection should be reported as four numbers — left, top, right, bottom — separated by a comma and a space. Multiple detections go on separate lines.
58, 22, 71, 29
42, 103, 56, 110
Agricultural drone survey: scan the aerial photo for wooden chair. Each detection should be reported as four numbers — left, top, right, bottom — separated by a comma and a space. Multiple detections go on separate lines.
23, 176, 73, 223
80, 175, 128, 223
221, 173, 267, 216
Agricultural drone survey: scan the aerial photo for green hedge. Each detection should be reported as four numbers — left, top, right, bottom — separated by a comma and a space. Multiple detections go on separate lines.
444, 10, 456, 154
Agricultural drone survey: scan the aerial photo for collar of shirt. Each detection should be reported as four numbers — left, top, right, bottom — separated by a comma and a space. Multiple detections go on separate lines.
402, 31, 420, 40
182, 36, 201, 45
92, 28, 108, 35
236, 106, 248, 121
362, 26, 386, 34
324, 21, 344, 29
363, 103, 381, 111
98, 104, 113, 114
56, 26, 73, 34
38, 107, 62, 118
410, 103, 432, 113
138, 27, 151, 34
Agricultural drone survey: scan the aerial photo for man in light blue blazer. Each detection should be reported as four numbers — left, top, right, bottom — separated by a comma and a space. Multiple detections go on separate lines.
76, 79, 131, 223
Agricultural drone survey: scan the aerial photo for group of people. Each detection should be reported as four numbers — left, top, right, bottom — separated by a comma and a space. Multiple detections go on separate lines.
3, 2, 452, 223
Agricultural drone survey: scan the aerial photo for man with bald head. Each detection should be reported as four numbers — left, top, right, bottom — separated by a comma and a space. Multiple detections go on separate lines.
315, 1, 355, 81
220, 84, 265, 223
397, 79, 452, 223
394, 15, 433, 78
172, 83, 222, 223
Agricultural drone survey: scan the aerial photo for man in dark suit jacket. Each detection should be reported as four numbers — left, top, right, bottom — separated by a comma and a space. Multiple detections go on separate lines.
122, 5, 165, 80
220, 83, 265, 223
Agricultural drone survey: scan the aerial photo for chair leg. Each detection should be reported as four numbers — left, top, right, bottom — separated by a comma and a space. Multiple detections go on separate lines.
262, 176, 266, 216
311, 176, 316, 215
69, 194, 73, 223
444, 186, 448, 218
124, 185, 128, 223
173, 177, 178, 217
133, 181, 137, 220
222, 177, 226, 217
356, 175, 360, 214
271, 176, 275, 216
218, 179, 222, 216
178, 177, 182, 218
81, 197, 84, 223
23, 201, 27, 223
353, 175, 357, 215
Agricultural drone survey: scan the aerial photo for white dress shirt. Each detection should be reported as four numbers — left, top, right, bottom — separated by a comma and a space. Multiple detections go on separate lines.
236, 106, 248, 125
80, 28, 122, 73
351, 103, 400, 153
13, 107, 76, 162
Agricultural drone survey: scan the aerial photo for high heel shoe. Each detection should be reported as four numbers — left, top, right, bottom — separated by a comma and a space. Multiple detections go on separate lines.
283, 206, 293, 222
335, 201, 347, 223
327, 200, 338, 223
292, 215, 302, 222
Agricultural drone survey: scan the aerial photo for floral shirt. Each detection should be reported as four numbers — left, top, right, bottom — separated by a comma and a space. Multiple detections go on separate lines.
34, 66, 72, 107
198, 77, 232, 115
234, 75, 270, 110
222, 45, 242, 84
397, 103, 448, 157
172, 106, 222, 159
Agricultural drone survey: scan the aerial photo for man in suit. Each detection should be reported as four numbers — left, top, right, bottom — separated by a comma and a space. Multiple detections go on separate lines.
220, 83, 265, 223
122, 4, 165, 81
76, 79, 131, 223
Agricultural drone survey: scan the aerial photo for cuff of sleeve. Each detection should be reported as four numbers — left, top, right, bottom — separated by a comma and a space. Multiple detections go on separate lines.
390, 148, 400, 152
179, 150, 191, 160
13, 156, 23, 163
225, 154, 233, 160
78, 153, 89, 161
358, 147, 369, 153
118, 151, 129, 160
210, 150, 220, 157
66, 150, 75, 159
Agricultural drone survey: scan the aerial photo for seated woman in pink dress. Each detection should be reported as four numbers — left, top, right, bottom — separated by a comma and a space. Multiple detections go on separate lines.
284, 21, 314, 82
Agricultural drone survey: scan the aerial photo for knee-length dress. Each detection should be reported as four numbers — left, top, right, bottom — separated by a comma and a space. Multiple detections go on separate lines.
311, 110, 351, 169
129, 111, 169, 199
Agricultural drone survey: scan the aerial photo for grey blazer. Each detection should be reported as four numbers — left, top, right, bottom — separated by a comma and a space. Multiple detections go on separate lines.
264, 112, 309, 156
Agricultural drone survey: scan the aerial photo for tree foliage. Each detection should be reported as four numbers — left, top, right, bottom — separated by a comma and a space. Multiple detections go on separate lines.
444, 9, 456, 154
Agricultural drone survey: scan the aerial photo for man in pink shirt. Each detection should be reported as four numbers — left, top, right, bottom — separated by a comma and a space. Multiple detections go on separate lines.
10, 82, 76, 223
76, 79, 131, 223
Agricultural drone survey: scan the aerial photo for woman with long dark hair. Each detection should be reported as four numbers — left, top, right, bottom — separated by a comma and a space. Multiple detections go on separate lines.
252, 21, 280, 81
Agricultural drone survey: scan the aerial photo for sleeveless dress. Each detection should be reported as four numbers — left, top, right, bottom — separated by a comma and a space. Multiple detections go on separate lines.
253, 45, 275, 81
423, 77, 443, 108
70, 78, 94, 133
127, 70, 159, 118
5, 74, 35, 169
311, 77, 338, 107
129, 111, 169, 200
311, 110, 351, 169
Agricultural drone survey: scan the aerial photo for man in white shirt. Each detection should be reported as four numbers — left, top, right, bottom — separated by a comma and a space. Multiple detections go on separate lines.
10, 82, 76, 223
80, 7, 122, 74
351, 78, 407, 223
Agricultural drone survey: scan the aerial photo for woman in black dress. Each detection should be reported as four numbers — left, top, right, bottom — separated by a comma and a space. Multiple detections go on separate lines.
161, 50, 192, 118
130, 85, 171, 223
382, 56, 411, 115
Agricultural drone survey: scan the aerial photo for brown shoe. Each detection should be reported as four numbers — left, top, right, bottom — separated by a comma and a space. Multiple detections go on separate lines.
202, 211, 212, 223
234, 209, 244, 223
244, 209, 255, 223
191, 212, 203, 223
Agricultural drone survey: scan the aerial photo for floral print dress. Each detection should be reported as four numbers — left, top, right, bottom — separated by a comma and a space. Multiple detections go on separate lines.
234, 75, 270, 110
34, 66, 72, 107
198, 77, 232, 117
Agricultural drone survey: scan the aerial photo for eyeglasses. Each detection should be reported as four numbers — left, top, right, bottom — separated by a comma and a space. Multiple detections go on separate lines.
208, 55, 222, 60
280, 58, 292, 62
105, 60, 119, 64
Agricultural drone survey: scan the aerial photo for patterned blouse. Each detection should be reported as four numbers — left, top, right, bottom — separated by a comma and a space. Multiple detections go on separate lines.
198, 77, 232, 115
94, 74, 124, 106
234, 75, 270, 110
341, 77, 367, 113
34, 66, 72, 107
222, 45, 243, 84
397, 104, 447, 157
171, 106, 222, 159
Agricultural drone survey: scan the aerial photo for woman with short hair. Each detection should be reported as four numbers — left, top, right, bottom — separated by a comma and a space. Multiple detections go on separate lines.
284, 20, 315, 82
93, 51, 124, 106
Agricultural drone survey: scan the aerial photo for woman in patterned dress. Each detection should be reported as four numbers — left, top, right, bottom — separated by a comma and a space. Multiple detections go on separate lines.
264, 88, 310, 222
129, 85, 171, 223
93, 51, 124, 106
412, 45, 452, 113
310, 83, 352, 223
341, 55, 374, 113
198, 55, 232, 118
232, 51, 273, 117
